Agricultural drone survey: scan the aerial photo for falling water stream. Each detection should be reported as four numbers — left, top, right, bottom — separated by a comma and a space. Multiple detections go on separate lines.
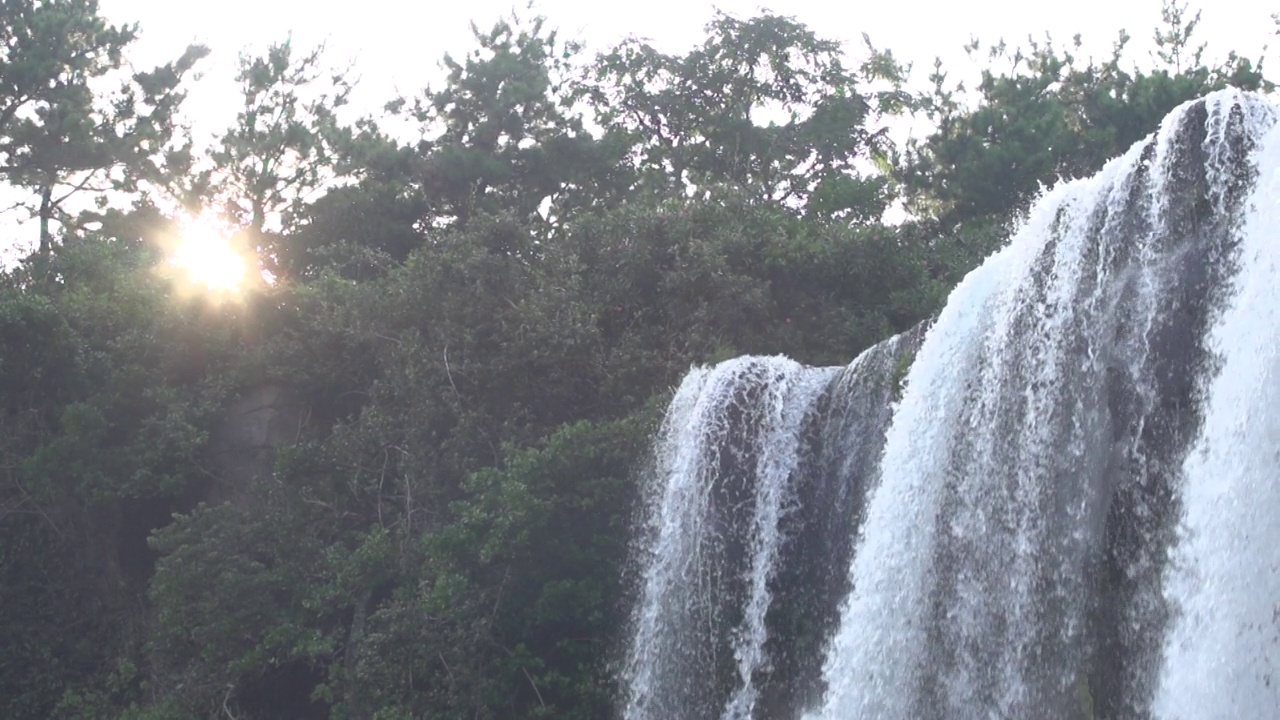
622, 89, 1280, 720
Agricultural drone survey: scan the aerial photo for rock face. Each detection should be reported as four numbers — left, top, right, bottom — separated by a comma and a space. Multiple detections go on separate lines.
207, 384, 306, 504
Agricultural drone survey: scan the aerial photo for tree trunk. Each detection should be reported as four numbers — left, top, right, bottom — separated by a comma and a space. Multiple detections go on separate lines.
38, 183, 53, 256
342, 588, 373, 719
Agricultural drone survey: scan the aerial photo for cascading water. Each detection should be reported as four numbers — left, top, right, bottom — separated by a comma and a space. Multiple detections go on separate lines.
623, 333, 924, 720
1151, 97, 1280, 720
621, 357, 836, 720
622, 88, 1280, 720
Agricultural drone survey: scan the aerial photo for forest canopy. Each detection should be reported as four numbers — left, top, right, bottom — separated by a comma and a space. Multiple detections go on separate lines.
0, 1, 1271, 717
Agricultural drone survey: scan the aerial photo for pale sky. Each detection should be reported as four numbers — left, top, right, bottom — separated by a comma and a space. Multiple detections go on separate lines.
97, 0, 1276, 145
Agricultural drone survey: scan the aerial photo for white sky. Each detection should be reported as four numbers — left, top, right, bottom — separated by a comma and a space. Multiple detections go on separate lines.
98, 0, 1276, 145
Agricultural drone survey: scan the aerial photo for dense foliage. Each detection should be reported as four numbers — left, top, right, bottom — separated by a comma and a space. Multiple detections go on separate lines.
0, 1, 1269, 717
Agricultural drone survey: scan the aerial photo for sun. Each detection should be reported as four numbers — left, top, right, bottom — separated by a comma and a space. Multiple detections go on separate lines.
171, 214, 247, 292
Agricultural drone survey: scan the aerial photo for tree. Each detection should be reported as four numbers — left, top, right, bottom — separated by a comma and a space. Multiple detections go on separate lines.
1152, 0, 1203, 74
579, 11, 910, 222
898, 0, 1270, 229
0, 227, 244, 716
206, 38, 354, 279
391, 11, 609, 235
0, 0, 206, 256
345, 418, 649, 719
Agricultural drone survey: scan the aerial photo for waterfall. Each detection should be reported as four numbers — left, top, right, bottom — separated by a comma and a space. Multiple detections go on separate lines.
621, 356, 834, 720
622, 88, 1280, 720
622, 333, 924, 720
1152, 98, 1280, 719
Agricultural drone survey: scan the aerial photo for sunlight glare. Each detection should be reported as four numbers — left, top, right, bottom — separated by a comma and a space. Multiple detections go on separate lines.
171, 215, 247, 292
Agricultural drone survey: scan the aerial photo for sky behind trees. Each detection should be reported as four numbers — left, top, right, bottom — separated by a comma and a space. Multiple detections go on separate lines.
4, 0, 1270, 261
97, 0, 1276, 144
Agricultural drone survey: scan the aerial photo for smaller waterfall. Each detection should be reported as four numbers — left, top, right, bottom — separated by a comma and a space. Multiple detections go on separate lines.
622, 357, 835, 720
621, 330, 923, 720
